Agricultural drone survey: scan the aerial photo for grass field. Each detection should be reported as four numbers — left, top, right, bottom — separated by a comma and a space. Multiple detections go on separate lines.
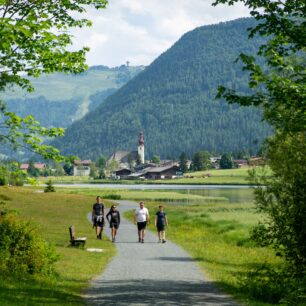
0, 187, 116, 306
1, 185, 299, 305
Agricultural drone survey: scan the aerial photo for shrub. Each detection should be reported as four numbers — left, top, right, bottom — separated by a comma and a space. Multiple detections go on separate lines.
0, 214, 58, 276
103, 194, 121, 200
44, 180, 55, 192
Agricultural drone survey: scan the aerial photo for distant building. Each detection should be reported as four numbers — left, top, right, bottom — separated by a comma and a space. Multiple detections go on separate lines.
233, 159, 249, 168
73, 160, 91, 176
138, 131, 145, 164
108, 132, 145, 168
20, 163, 46, 171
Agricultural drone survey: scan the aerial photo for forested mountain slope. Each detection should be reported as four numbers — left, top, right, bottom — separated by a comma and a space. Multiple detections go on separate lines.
3, 65, 143, 128
53, 18, 271, 160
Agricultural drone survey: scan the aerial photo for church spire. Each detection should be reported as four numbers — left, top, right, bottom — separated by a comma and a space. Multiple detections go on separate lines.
138, 131, 145, 164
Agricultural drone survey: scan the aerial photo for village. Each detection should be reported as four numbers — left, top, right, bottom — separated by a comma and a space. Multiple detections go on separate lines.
19, 132, 262, 180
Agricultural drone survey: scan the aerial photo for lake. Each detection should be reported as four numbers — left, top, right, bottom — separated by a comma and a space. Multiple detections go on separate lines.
54, 184, 254, 204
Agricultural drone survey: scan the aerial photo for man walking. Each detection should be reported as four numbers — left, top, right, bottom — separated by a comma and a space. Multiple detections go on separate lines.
92, 196, 105, 239
134, 201, 149, 243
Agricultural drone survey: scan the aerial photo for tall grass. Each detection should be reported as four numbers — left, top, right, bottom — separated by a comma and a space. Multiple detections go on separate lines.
0, 187, 116, 306
125, 201, 293, 306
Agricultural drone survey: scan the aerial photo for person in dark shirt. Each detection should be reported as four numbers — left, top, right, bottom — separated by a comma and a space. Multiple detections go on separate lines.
106, 205, 121, 242
154, 205, 168, 243
92, 196, 105, 239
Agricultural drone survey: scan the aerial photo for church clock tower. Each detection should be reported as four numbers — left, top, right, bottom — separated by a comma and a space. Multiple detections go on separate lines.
138, 132, 145, 164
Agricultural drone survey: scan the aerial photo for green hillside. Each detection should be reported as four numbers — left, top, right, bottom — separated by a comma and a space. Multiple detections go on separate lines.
2, 65, 144, 128
53, 18, 271, 160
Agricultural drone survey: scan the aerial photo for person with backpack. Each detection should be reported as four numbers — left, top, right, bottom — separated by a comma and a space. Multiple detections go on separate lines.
106, 204, 121, 242
92, 196, 105, 239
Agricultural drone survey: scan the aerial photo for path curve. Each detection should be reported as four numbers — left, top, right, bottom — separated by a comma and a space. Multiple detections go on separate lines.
84, 200, 238, 306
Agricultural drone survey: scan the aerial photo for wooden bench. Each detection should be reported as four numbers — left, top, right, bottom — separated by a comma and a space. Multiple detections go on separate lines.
69, 225, 87, 247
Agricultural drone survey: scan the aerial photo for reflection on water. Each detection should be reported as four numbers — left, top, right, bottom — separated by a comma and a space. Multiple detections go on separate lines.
180, 188, 254, 203
54, 183, 254, 204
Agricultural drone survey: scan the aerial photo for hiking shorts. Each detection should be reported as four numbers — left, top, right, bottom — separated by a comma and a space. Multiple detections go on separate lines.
137, 221, 147, 231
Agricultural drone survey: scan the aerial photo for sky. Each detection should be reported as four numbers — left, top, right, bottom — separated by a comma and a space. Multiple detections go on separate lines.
71, 0, 250, 67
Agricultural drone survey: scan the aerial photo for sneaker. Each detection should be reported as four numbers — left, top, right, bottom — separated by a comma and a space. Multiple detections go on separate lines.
138, 238, 141, 243
112, 238, 115, 243
162, 240, 166, 243
141, 239, 144, 243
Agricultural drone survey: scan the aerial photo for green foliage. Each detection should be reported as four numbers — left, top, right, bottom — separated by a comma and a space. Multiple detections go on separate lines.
0, 0, 108, 160
44, 180, 55, 193
179, 152, 188, 173
0, 213, 58, 276
214, 0, 306, 277
250, 133, 306, 272
192, 151, 211, 171
220, 153, 233, 169
151, 155, 160, 164
53, 18, 271, 159
0, 162, 25, 186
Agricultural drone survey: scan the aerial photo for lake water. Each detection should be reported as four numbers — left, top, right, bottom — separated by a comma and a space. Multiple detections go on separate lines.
54, 183, 254, 204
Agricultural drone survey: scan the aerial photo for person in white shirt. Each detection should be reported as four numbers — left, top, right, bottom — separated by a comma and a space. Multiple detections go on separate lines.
134, 201, 150, 243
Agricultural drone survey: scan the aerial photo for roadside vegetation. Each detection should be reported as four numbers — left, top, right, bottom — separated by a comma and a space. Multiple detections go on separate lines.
0, 187, 116, 306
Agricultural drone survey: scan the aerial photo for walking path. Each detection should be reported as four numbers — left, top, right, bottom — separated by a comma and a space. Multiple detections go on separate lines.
84, 200, 238, 306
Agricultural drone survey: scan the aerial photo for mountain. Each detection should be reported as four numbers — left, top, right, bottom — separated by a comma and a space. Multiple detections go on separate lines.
54, 18, 271, 160
2, 65, 144, 128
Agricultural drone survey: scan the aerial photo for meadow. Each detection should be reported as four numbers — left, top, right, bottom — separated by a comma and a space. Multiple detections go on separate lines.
38, 167, 259, 185
0, 187, 116, 306
1, 185, 298, 306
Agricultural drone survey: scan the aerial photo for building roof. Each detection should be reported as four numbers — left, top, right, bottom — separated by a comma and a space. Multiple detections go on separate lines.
74, 160, 92, 166
20, 163, 46, 170
108, 151, 138, 164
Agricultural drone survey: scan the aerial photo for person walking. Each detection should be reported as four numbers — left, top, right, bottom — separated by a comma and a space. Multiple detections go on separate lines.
154, 205, 168, 243
134, 201, 149, 243
92, 196, 105, 239
106, 205, 121, 242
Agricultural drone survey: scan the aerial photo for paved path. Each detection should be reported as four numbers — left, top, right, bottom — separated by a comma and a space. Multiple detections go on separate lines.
84, 200, 238, 306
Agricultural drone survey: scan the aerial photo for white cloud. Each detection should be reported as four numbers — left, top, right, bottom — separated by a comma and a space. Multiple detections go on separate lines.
70, 0, 250, 67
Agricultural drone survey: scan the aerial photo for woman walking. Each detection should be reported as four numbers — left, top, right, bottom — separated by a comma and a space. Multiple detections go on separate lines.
106, 205, 121, 242
155, 205, 168, 243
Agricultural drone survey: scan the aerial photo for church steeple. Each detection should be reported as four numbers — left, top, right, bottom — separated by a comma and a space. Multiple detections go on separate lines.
138, 131, 145, 164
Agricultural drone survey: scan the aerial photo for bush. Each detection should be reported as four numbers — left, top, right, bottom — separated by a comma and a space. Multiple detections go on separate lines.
44, 180, 55, 192
103, 194, 121, 200
0, 214, 58, 276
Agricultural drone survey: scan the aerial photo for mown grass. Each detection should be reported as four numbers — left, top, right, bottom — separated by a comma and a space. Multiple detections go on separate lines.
125, 201, 290, 306
0, 187, 116, 306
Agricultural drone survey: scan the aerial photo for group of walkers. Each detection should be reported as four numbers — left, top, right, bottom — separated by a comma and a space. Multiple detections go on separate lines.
91, 196, 168, 243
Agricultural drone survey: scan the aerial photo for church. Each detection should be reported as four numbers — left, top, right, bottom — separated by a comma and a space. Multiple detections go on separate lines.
107, 132, 145, 169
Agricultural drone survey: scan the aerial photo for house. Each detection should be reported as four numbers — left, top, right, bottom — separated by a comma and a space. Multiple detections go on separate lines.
142, 164, 180, 180
20, 163, 46, 171
233, 159, 249, 168
115, 168, 133, 179
73, 160, 91, 176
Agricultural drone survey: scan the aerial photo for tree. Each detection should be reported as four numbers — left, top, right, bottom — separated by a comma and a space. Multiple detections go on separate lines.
0, 0, 108, 160
27, 161, 39, 177
151, 155, 160, 164
179, 152, 188, 173
44, 180, 55, 192
214, 0, 306, 273
192, 151, 211, 171
220, 154, 233, 169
